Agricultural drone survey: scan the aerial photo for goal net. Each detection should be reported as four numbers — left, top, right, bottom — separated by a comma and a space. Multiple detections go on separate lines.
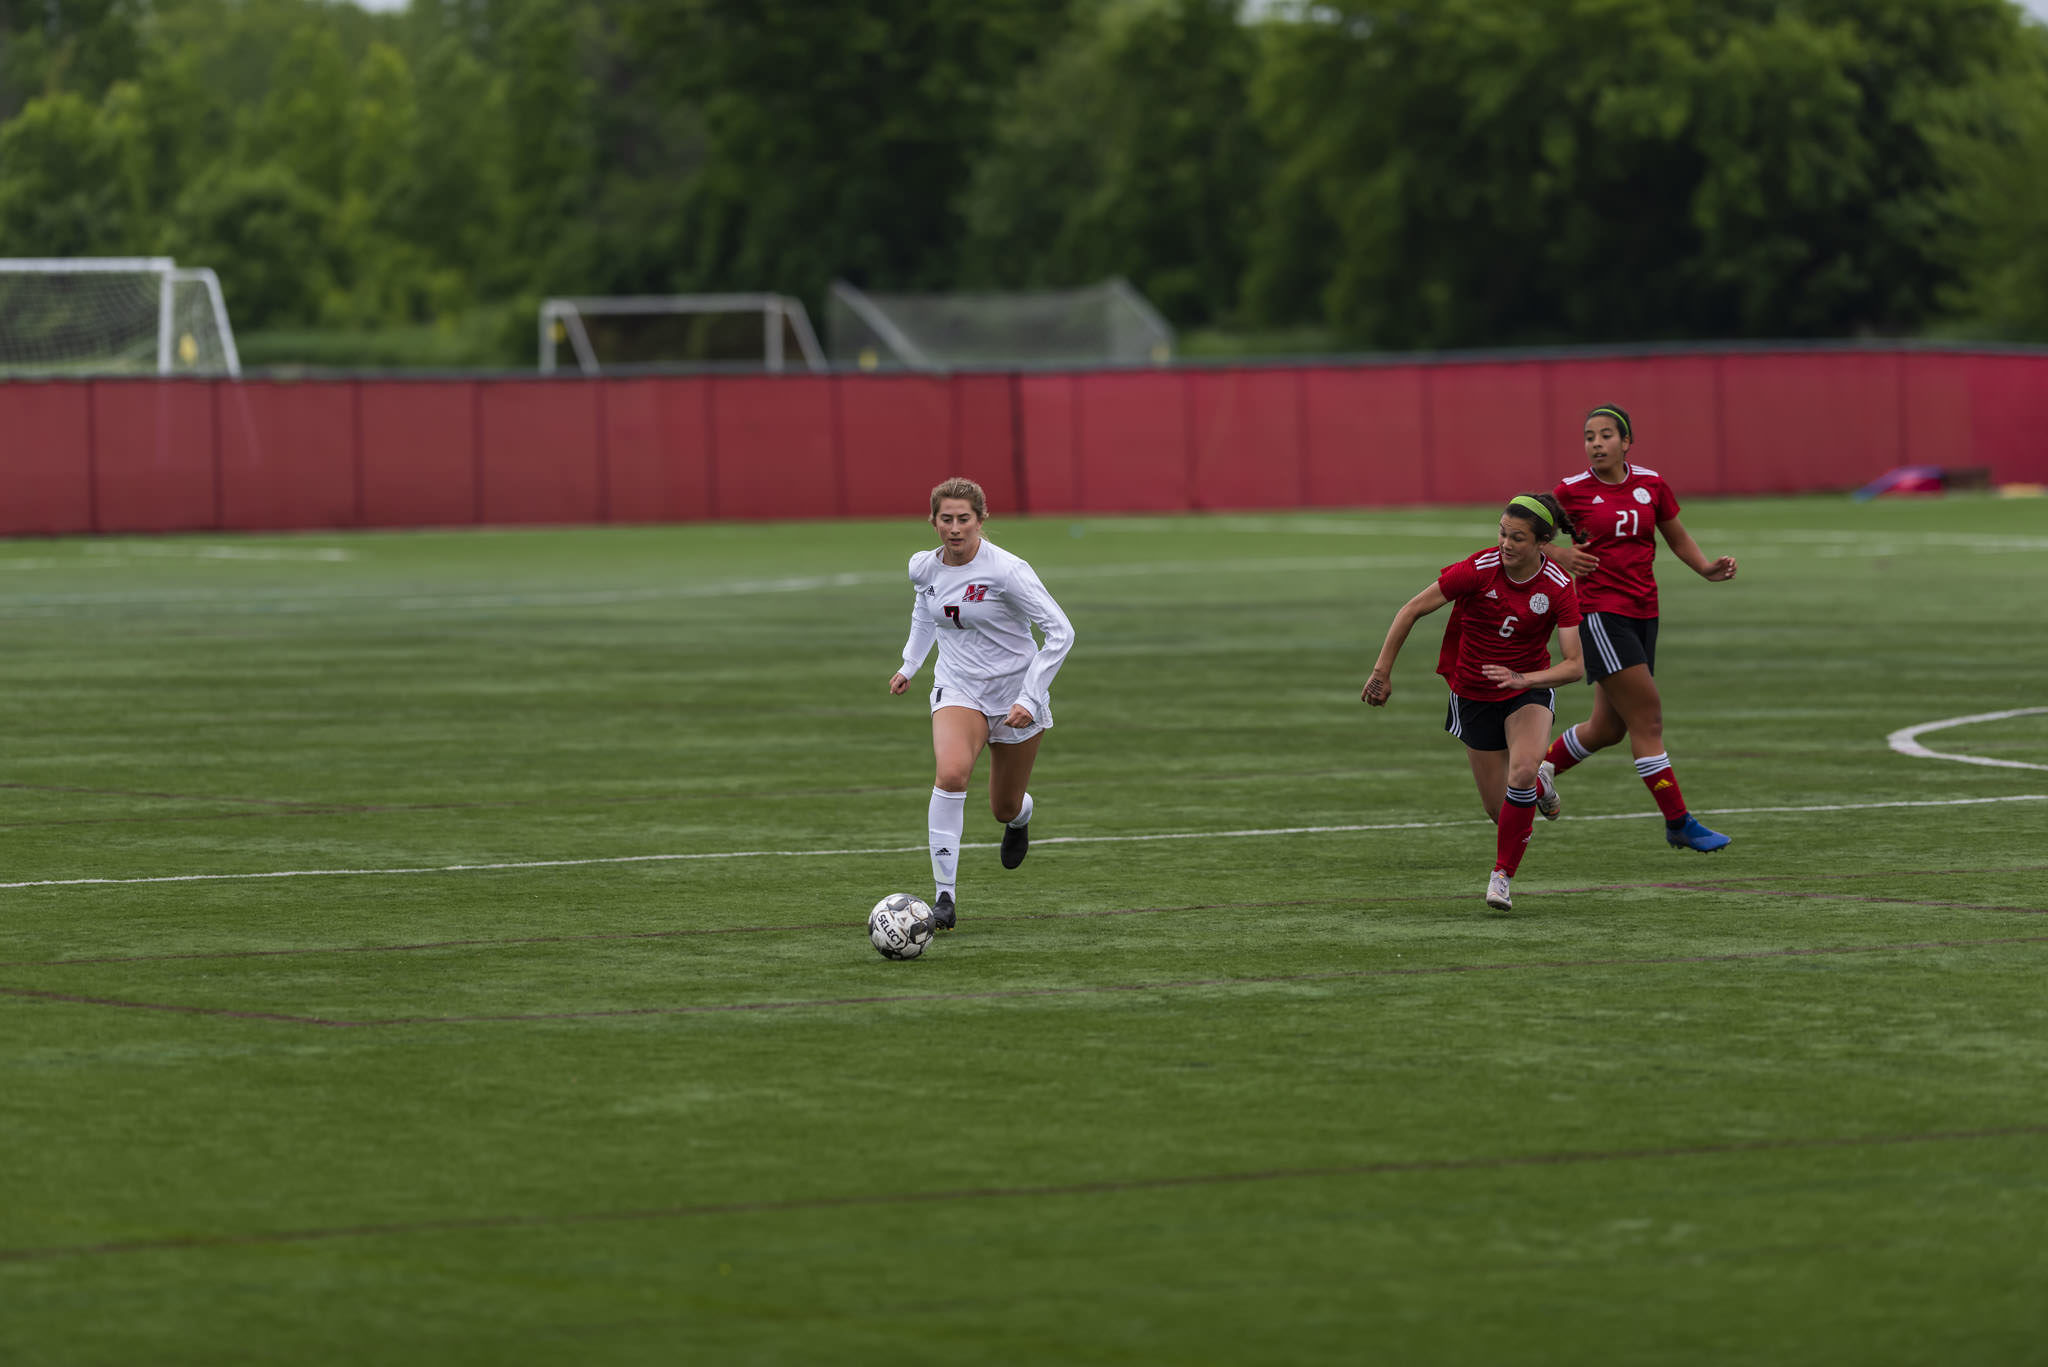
0, 258, 242, 376
826, 278, 1174, 371
538, 295, 826, 374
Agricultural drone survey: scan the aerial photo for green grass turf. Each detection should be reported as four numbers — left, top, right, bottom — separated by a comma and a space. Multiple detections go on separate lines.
0, 496, 2044, 1365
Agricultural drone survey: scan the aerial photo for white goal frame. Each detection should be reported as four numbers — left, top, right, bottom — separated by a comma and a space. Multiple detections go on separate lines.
0, 257, 243, 376
538, 294, 827, 374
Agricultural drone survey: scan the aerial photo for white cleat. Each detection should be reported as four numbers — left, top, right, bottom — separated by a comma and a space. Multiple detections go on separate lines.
1535, 761, 1561, 821
1485, 869, 1513, 910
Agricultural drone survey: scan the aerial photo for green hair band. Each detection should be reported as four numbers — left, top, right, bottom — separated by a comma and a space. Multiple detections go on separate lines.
1509, 495, 1555, 527
1589, 406, 1633, 440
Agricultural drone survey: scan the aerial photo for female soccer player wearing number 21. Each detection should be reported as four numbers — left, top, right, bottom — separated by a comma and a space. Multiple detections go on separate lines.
1542, 405, 1737, 854
889, 477, 1076, 932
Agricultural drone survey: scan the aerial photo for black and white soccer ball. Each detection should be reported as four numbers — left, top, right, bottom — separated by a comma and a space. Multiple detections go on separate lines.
868, 893, 937, 960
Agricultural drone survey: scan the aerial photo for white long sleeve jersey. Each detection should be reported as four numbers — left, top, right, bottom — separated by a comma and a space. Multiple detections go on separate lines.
897, 539, 1076, 720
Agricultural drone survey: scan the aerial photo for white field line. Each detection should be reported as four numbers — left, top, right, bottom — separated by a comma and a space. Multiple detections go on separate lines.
2, 793, 2041, 892
1887, 708, 2048, 773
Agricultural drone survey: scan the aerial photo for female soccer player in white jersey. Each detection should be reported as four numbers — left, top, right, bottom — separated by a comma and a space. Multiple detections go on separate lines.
1362, 493, 1584, 911
1540, 404, 1737, 853
888, 477, 1076, 929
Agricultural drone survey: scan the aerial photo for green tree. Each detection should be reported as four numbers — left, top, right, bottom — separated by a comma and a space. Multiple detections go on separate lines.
0, 84, 152, 255
631, 0, 1076, 303
167, 162, 341, 326
960, 0, 1265, 326
0, 0, 146, 119
243, 25, 357, 203
1934, 24, 2048, 339
1244, 0, 2036, 348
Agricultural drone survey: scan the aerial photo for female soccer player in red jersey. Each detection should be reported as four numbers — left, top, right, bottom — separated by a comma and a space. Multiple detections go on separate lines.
889, 477, 1077, 929
1540, 404, 1736, 853
1362, 493, 1584, 911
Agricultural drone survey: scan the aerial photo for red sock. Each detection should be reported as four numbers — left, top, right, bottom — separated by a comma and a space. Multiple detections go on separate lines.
1635, 753, 1689, 822
1545, 724, 1592, 775
1495, 789, 1538, 877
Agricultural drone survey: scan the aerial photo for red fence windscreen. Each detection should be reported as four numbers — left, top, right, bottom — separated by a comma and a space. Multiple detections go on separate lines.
3, 347, 2042, 536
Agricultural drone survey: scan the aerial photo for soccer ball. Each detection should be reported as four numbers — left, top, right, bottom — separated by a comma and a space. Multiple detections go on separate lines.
868, 893, 937, 960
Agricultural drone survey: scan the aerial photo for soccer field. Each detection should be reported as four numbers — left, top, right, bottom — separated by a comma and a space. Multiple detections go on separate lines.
1, 496, 2043, 1365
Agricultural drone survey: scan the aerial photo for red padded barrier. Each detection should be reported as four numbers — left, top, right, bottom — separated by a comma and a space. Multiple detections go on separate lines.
1898, 354, 1972, 479
1966, 355, 2048, 484
1540, 355, 1724, 496
358, 382, 477, 526
950, 375, 1022, 515
477, 381, 603, 525
1718, 352, 1904, 494
1017, 375, 1079, 513
1189, 369, 1302, 510
837, 376, 955, 519
1299, 366, 1428, 507
1072, 371, 1191, 513
90, 380, 218, 532
0, 381, 95, 534
9, 352, 2043, 539
1426, 363, 1549, 504
601, 378, 714, 523
708, 376, 839, 519
218, 382, 358, 530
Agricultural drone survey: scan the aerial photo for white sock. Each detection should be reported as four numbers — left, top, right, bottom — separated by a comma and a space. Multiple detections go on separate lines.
929, 786, 966, 897
1006, 792, 1033, 829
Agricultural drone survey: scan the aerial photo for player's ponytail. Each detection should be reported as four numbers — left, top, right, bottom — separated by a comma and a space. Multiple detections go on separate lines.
1504, 492, 1574, 544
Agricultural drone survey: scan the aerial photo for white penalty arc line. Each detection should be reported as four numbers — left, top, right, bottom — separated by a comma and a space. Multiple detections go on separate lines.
1887, 708, 2048, 773
1, 793, 2043, 892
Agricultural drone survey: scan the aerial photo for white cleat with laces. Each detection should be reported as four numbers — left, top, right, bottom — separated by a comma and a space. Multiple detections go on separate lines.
1485, 870, 1513, 910
1535, 761, 1561, 821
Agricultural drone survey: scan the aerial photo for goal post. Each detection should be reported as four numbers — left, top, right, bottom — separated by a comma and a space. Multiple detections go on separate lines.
0, 258, 242, 377
538, 294, 826, 374
826, 277, 1175, 372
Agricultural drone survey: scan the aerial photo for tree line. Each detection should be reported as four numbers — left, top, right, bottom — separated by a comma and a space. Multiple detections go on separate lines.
3, 0, 2046, 362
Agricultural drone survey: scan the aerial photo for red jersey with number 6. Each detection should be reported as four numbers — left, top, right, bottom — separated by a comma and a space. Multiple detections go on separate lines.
1434, 549, 1582, 702
1553, 464, 1681, 617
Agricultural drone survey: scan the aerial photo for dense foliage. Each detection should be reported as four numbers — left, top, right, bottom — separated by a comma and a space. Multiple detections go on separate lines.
2, 0, 2045, 358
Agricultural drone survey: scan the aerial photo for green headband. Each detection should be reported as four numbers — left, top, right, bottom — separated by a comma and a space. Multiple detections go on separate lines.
1589, 406, 1632, 440
1508, 495, 1554, 527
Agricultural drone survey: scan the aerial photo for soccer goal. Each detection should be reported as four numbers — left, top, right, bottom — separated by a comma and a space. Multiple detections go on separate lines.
826, 278, 1175, 372
538, 295, 827, 374
0, 258, 242, 377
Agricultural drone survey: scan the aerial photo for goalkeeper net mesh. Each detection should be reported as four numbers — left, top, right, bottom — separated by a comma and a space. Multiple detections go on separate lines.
0, 259, 241, 376
539, 295, 825, 374
827, 279, 1174, 371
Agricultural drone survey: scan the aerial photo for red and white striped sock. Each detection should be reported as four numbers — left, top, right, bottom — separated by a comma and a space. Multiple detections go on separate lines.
1633, 752, 1689, 823
1544, 724, 1594, 775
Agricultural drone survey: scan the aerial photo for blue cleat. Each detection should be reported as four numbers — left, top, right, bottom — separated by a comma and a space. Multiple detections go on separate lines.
1666, 814, 1732, 852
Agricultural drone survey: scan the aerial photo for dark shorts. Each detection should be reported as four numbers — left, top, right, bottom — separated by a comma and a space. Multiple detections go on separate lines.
1444, 688, 1556, 753
1578, 613, 1659, 683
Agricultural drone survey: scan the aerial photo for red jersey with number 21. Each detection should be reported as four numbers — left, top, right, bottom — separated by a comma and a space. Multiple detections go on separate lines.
1434, 549, 1582, 702
1552, 464, 1681, 617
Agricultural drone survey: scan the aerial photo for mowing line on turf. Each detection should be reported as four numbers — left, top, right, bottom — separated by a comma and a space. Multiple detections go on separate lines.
5, 935, 2043, 1030
8, 871, 2047, 969
0, 793, 2042, 891
2, 1121, 2042, 1265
